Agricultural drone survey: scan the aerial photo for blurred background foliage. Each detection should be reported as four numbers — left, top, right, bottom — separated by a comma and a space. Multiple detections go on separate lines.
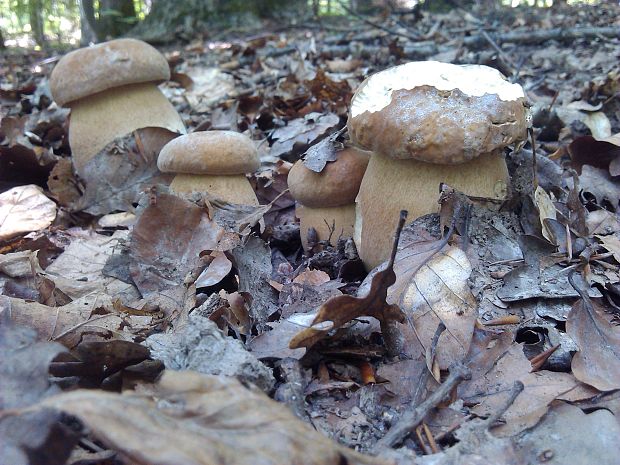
0, 0, 608, 49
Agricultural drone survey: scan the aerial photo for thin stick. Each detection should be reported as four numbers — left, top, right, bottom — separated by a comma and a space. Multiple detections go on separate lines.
411, 323, 446, 407
483, 380, 524, 428
373, 362, 471, 451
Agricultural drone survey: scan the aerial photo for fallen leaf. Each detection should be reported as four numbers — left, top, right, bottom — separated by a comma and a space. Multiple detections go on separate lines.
184, 67, 236, 112
498, 235, 601, 301
289, 214, 406, 352
534, 186, 557, 242
129, 194, 225, 317
195, 252, 233, 288
567, 275, 620, 391
596, 234, 620, 264
230, 236, 278, 324
0, 309, 77, 465
388, 241, 477, 370
42, 230, 139, 301
0, 307, 66, 408
269, 112, 339, 161
567, 133, 620, 176
35, 370, 382, 465
71, 130, 176, 215
301, 131, 341, 172
0, 185, 56, 241
516, 402, 620, 465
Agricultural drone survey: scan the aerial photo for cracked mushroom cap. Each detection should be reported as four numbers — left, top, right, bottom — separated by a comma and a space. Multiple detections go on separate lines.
288, 147, 370, 207
50, 38, 170, 106
157, 131, 260, 175
348, 61, 528, 164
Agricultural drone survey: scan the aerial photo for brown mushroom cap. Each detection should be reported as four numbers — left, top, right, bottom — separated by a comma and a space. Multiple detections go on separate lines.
348, 61, 528, 164
157, 131, 260, 175
288, 148, 370, 207
50, 38, 170, 106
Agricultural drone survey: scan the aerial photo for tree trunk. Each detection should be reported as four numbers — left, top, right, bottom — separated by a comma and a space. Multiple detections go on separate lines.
0, 27, 6, 49
29, 0, 45, 46
79, 0, 99, 44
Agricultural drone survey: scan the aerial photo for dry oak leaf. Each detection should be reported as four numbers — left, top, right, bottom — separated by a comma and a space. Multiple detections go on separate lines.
567, 284, 620, 391
0, 184, 56, 241
34, 370, 385, 465
388, 242, 477, 370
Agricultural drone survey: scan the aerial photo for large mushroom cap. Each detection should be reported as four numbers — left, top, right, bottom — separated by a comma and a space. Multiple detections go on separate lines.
50, 38, 170, 106
348, 61, 528, 164
288, 147, 370, 208
157, 131, 260, 175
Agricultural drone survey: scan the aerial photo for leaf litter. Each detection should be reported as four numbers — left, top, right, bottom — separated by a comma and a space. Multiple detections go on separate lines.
2, 3, 620, 464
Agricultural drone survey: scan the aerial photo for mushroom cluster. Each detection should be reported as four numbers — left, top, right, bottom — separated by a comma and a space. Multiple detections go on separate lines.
348, 61, 529, 270
288, 147, 370, 251
49, 38, 185, 177
157, 131, 260, 206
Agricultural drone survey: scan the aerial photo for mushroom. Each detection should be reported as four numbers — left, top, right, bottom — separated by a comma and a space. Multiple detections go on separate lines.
157, 131, 260, 206
287, 147, 370, 251
348, 61, 528, 270
49, 38, 185, 177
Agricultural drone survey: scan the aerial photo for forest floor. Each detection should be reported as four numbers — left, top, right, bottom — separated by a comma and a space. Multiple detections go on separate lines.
1, 3, 620, 465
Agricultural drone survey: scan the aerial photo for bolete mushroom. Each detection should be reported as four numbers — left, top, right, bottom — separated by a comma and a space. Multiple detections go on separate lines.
49, 38, 185, 177
348, 61, 528, 270
287, 147, 370, 251
157, 131, 260, 206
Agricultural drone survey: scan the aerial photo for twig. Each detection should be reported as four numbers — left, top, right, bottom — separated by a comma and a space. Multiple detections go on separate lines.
483, 380, 524, 429
411, 322, 446, 407
373, 362, 472, 451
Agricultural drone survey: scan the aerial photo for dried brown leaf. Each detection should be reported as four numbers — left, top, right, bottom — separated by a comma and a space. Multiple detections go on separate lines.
35, 370, 382, 465
289, 214, 406, 351
388, 242, 477, 370
0, 185, 56, 241
567, 278, 620, 391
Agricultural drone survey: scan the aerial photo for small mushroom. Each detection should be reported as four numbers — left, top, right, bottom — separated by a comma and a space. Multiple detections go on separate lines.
49, 38, 185, 177
157, 131, 260, 206
288, 147, 370, 251
348, 61, 529, 270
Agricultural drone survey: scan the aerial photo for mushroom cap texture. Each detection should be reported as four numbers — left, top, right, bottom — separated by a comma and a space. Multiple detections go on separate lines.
347, 61, 528, 164
288, 148, 370, 207
157, 131, 260, 175
50, 38, 170, 106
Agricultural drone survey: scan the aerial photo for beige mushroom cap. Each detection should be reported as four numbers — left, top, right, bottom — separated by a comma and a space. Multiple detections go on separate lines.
50, 38, 170, 106
157, 131, 260, 175
288, 147, 370, 207
348, 61, 528, 164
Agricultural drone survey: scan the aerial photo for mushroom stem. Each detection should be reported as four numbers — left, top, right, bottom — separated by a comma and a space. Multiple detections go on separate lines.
170, 173, 259, 206
296, 203, 356, 251
68, 82, 185, 175
356, 150, 509, 270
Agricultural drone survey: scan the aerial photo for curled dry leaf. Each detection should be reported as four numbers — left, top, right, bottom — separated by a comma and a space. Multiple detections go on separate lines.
301, 129, 342, 173
195, 252, 233, 288
35, 370, 383, 465
534, 186, 558, 243
289, 213, 407, 351
0, 185, 56, 241
567, 273, 620, 391
567, 133, 620, 176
